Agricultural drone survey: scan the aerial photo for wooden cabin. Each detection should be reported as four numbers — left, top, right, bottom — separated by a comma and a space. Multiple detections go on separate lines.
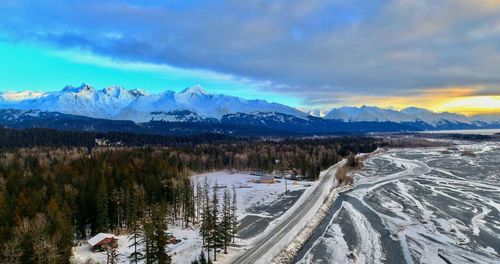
88, 233, 118, 252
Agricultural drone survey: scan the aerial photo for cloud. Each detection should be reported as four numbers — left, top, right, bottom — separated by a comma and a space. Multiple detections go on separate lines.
0, 0, 499, 108
50, 48, 238, 82
328, 86, 500, 115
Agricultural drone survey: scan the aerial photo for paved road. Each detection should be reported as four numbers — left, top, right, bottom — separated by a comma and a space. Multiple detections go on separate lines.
232, 162, 343, 264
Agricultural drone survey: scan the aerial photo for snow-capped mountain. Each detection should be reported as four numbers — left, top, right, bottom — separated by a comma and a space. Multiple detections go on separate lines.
0, 84, 145, 119
324, 106, 498, 126
471, 113, 500, 123
0, 84, 498, 131
0, 91, 46, 102
0, 84, 304, 122
400, 107, 472, 124
118, 85, 305, 122
325, 106, 414, 123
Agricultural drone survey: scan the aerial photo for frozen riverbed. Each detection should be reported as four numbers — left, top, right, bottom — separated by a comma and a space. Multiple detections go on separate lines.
295, 141, 500, 264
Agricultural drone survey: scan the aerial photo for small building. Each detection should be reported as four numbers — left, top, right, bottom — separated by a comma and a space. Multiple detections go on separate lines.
88, 233, 118, 252
257, 175, 275, 184
238, 182, 252, 188
289, 169, 303, 181
289, 174, 304, 181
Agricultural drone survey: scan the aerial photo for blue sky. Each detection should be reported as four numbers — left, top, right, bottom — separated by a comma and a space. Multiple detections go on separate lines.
0, 0, 498, 114
0, 41, 301, 106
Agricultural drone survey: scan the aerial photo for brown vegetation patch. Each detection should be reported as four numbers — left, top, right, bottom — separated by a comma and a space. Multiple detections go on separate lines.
378, 137, 452, 148
461, 150, 476, 157
335, 166, 353, 186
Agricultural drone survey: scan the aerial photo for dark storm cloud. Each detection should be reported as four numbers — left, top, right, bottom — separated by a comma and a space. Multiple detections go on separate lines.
0, 0, 499, 105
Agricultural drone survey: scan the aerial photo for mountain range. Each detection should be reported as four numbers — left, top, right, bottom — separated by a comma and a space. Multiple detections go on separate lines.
0, 84, 498, 136
0, 84, 303, 122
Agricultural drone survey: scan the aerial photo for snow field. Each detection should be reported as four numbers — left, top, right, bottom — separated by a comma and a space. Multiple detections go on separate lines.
191, 171, 311, 221
72, 171, 314, 263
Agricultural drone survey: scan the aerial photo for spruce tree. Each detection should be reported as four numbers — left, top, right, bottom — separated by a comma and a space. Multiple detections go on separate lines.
200, 178, 212, 260
211, 183, 220, 261
128, 218, 143, 264
128, 184, 146, 264
182, 177, 195, 228
198, 250, 207, 264
152, 204, 171, 264
111, 188, 124, 233
140, 207, 154, 264
95, 178, 109, 233
195, 181, 203, 224
221, 189, 231, 254
231, 186, 238, 243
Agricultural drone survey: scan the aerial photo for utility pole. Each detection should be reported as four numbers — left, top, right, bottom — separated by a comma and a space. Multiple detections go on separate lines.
112, 189, 124, 234
284, 167, 287, 195
276, 159, 287, 195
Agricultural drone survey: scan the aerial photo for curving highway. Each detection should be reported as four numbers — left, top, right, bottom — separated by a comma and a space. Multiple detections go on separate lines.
232, 161, 344, 264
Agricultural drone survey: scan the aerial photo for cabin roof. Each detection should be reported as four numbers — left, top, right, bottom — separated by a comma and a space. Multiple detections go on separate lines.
259, 175, 274, 181
88, 233, 116, 247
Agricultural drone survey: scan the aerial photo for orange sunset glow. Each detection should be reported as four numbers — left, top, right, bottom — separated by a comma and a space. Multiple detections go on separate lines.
347, 87, 500, 116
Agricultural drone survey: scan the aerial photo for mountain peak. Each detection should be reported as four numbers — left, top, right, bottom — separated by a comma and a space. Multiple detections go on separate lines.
129, 89, 147, 97
79, 83, 95, 92
179, 85, 208, 95
62, 83, 95, 93
401, 107, 433, 115
62, 84, 74, 91
103, 86, 127, 96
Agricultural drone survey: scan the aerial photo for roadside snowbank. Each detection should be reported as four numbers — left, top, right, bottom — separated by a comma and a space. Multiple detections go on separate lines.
271, 150, 383, 263
272, 182, 353, 263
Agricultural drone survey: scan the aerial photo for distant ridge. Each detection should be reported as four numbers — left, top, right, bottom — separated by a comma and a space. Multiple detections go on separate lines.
324, 105, 482, 126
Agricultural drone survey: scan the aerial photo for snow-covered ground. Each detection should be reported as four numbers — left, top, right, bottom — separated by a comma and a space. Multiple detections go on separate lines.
72, 226, 202, 264
192, 171, 311, 220
72, 171, 314, 264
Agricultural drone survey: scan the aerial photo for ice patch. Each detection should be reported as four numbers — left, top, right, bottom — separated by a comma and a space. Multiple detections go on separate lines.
343, 203, 384, 264
470, 206, 492, 236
